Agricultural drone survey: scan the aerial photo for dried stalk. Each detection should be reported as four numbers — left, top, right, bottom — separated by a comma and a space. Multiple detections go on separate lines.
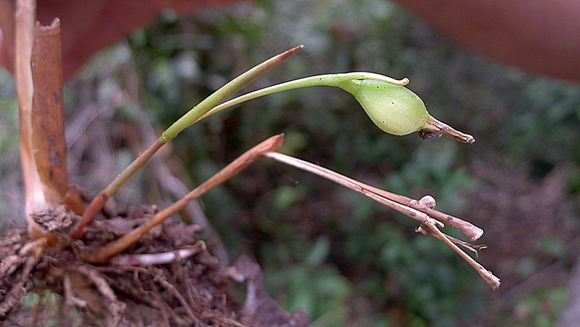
85, 134, 285, 263
15, 0, 68, 239
264, 152, 481, 240
263, 151, 500, 289
15, 0, 43, 234
417, 223, 500, 289
31, 19, 68, 205
351, 182, 482, 240
111, 241, 206, 266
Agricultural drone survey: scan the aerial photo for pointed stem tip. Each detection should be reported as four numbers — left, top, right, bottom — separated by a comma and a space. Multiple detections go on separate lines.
277, 45, 305, 61
421, 115, 475, 144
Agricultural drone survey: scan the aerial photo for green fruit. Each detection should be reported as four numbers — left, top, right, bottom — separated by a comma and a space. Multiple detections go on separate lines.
195, 70, 474, 143
340, 79, 429, 136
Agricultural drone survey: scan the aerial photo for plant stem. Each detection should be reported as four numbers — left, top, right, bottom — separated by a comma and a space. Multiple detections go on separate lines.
72, 46, 303, 237
263, 151, 443, 226
420, 221, 500, 290
71, 141, 162, 238
15, 0, 40, 234
194, 73, 476, 145
263, 151, 482, 240
193, 73, 409, 123
263, 151, 499, 289
340, 174, 483, 240
159, 46, 305, 143
421, 115, 475, 144
85, 134, 285, 263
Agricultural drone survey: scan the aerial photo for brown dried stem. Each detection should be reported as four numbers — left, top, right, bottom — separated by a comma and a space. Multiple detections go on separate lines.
31, 19, 68, 206
419, 222, 501, 289
15, 0, 69, 240
345, 174, 482, 240
263, 151, 500, 289
85, 134, 285, 263
264, 152, 482, 240
15, 0, 40, 233
110, 241, 206, 266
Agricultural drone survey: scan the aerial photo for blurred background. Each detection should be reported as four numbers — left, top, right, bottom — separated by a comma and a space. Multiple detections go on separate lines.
1, 0, 579, 326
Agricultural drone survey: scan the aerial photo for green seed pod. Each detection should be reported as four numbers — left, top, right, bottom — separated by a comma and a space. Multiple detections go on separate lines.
339, 79, 428, 136
194, 71, 474, 143
338, 78, 474, 143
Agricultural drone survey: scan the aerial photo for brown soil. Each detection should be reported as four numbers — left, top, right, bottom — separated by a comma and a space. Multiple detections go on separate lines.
0, 204, 308, 327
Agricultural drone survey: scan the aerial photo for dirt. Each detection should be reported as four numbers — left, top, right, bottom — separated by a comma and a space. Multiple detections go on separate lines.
0, 204, 309, 327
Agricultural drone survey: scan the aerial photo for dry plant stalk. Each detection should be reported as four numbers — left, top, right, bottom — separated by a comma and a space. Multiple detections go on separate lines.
85, 134, 285, 263
15, 0, 68, 239
15, 0, 42, 233
264, 152, 483, 241
110, 241, 206, 266
263, 151, 500, 290
31, 19, 68, 205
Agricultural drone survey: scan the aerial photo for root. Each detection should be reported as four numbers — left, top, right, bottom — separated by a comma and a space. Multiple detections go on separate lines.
74, 265, 126, 326
0, 237, 46, 318
63, 274, 87, 308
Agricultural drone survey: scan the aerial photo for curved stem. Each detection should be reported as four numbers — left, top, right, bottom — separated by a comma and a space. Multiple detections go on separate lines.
160, 46, 305, 143
193, 72, 409, 123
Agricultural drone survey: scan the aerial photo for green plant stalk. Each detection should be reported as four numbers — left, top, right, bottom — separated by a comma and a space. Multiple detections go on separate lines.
72, 46, 304, 237
193, 72, 409, 122
160, 46, 307, 142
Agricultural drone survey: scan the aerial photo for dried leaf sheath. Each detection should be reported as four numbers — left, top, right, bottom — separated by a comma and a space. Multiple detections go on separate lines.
31, 19, 68, 205
16, 0, 68, 238
15, 0, 44, 234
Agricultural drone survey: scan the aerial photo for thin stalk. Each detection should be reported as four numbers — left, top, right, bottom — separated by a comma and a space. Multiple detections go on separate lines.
421, 221, 500, 290
71, 141, 162, 238
263, 151, 499, 289
421, 115, 475, 144
160, 46, 305, 143
72, 46, 303, 237
343, 175, 483, 240
85, 134, 285, 263
193, 73, 409, 123
263, 152, 482, 240
263, 152, 443, 227
194, 74, 475, 145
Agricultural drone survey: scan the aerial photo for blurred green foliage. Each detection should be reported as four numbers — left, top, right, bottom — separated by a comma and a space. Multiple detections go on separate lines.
0, 0, 578, 326
506, 286, 568, 327
0, 72, 20, 225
